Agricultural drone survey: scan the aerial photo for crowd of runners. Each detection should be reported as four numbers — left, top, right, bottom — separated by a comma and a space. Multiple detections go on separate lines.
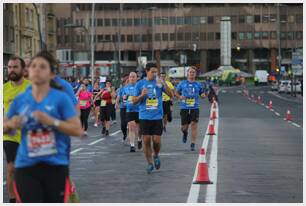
3, 51, 217, 203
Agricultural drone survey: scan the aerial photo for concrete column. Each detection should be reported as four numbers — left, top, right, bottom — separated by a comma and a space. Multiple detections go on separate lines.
270, 48, 277, 72
200, 49, 208, 73
248, 49, 255, 74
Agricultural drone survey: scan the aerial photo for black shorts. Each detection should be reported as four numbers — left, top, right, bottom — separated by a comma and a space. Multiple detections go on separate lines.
3, 141, 19, 163
139, 120, 163, 136
94, 100, 101, 107
126, 112, 139, 123
180, 109, 200, 125
162, 101, 171, 117
14, 163, 69, 203
100, 104, 112, 121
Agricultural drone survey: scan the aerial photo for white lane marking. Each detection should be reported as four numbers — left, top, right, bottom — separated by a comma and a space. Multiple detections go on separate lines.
269, 92, 302, 103
88, 138, 105, 146
270, 109, 274, 112
265, 106, 269, 109
291, 122, 301, 128
70, 148, 84, 155
237, 90, 242, 93
275, 112, 280, 116
205, 103, 219, 203
187, 108, 213, 203
222, 90, 226, 93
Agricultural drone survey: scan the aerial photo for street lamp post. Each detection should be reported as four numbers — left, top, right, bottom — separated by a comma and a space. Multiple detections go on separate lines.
90, 3, 95, 87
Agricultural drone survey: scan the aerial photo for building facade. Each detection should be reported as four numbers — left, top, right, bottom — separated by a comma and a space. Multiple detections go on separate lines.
55, 3, 303, 77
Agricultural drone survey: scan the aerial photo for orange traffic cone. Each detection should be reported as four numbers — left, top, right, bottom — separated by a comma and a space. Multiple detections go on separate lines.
286, 110, 292, 121
210, 110, 217, 120
200, 148, 205, 155
193, 163, 212, 184
268, 100, 273, 110
207, 121, 216, 135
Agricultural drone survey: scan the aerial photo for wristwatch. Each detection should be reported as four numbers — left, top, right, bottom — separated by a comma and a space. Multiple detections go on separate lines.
53, 119, 61, 127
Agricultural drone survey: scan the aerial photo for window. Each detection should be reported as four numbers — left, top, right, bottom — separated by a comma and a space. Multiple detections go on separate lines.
207, 32, 214, 40
215, 32, 220, 40
154, 17, 161, 25
170, 33, 175, 41
287, 32, 294, 40
162, 33, 168, 41
161, 17, 168, 25
97, 19, 103, 26
170, 17, 176, 25
29, 10, 33, 25
254, 32, 261, 40
127, 35, 133, 42
280, 32, 286, 40
134, 34, 141, 42
246, 32, 253, 40
65, 35, 69, 43
177, 17, 184, 25
200, 32, 206, 41
231, 32, 237, 40
185, 32, 191, 41
98, 35, 104, 42
192, 16, 200, 25
104, 19, 111, 26
121, 19, 126, 27
270, 14, 277, 22
10, 27, 14, 42
155, 33, 161, 41
296, 31, 302, 40
254, 15, 261, 23
280, 15, 287, 23
112, 19, 118, 27
215, 16, 221, 24
230, 16, 237, 24
134, 18, 140, 26
262, 15, 269, 23
246, 16, 254, 24
25, 8, 29, 26
207, 16, 214, 24
105, 35, 111, 41
81, 35, 85, 42
270, 31, 277, 39
141, 18, 148, 26
192, 32, 200, 41
141, 34, 147, 42
262, 32, 269, 39
296, 15, 303, 24
127, 18, 133, 26
238, 16, 245, 24
288, 15, 295, 23
184, 16, 192, 25
76, 35, 80, 43
177, 32, 184, 41
121, 35, 125, 42
200, 16, 207, 24
112, 34, 118, 42
239, 32, 245, 40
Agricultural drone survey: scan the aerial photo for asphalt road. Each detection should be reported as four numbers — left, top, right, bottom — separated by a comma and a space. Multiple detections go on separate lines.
3, 84, 303, 203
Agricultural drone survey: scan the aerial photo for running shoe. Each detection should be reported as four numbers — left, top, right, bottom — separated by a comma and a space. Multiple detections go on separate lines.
137, 140, 142, 150
101, 127, 106, 134
153, 155, 161, 170
147, 163, 154, 174
190, 143, 195, 151
105, 130, 109, 136
130, 146, 136, 152
182, 131, 188, 143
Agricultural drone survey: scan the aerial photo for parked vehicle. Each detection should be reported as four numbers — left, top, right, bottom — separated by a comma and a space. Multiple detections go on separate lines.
271, 80, 278, 91
254, 70, 269, 86
278, 80, 291, 93
287, 81, 302, 94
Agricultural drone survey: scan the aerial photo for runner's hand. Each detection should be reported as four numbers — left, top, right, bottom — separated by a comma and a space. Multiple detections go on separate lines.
141, 88, 148, 97
179, 95, 186, 100
201, 93, 206, 98
32, 111, 54, 126
8, 116, 23, 130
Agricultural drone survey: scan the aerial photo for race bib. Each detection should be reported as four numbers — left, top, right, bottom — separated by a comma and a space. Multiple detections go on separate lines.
27, 128, 57, 157
186, 98, 195, 107
127, 96, 133, 103
80, 100, 87, 107
146, 98, 158, 110
100, 100, 107, 107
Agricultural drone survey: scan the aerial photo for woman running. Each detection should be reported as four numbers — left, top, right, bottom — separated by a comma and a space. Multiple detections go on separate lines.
78, 84, 93, 136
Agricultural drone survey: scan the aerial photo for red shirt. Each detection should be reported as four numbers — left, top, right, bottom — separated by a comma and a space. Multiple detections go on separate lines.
100, 89, 112, 104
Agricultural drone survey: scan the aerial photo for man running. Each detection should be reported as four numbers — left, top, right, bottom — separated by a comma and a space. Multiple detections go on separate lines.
3, 56, 31, 203
133, 63, 173, 173
160, 72, 174, 132
125, 72, 141, 152
175, 67, 206, 151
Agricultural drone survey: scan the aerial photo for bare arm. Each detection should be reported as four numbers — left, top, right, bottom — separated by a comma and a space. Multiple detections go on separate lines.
132, 88, 147, 104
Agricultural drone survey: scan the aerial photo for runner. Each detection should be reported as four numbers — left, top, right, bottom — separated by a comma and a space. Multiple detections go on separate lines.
94, 81, 113, 136
93, 82, 101, 127
125, 72, 141, 152
77, 84, 93, 136
115, 76, 129, 142
110, 85, 117, 124
3, 51, 83, 203
3, 56, 31, 203
160, 72, 174, 132
175, 67, 206, 151
133, 63, 173, 173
